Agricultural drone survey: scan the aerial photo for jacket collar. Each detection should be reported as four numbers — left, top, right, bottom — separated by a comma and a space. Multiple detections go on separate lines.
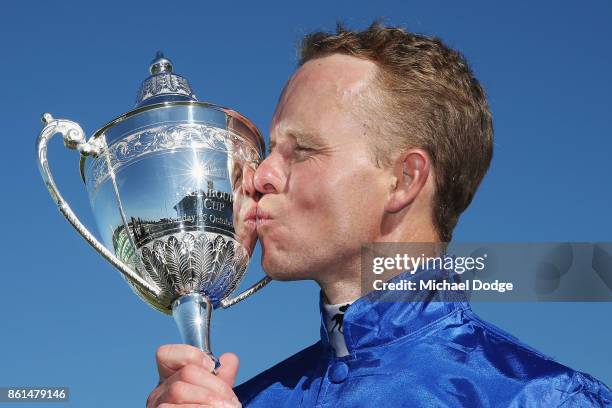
319, 267, 470, 355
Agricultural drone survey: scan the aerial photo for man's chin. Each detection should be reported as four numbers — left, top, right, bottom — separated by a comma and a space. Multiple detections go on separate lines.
265, 272, 309, 282
261, 257, 309, 281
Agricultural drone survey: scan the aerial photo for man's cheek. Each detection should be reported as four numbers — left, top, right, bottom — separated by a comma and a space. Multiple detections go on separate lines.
298, 192, 324, 211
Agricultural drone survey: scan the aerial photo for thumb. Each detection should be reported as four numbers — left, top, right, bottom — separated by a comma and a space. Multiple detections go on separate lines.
217, 352, 240, 386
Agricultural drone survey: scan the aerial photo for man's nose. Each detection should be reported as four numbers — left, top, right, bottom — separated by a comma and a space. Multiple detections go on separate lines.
253, 155, 285, 194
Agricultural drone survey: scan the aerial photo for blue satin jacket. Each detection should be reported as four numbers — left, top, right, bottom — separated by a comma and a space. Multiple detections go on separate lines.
235, 270, 611, 407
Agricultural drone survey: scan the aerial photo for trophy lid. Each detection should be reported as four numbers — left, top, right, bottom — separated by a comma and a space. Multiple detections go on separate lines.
135, 52, 198, 107
80, 52, 265, 183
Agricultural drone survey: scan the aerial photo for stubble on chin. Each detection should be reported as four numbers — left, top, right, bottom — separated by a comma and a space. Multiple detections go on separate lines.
261, 252, 312, 281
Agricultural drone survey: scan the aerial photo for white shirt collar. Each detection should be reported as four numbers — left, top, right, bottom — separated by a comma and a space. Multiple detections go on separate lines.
322, 301, 353, 357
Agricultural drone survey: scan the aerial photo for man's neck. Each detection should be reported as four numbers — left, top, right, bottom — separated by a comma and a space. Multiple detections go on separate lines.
318, 229, 442, 304
320, 265, 437, 304
320, 278, 362, 305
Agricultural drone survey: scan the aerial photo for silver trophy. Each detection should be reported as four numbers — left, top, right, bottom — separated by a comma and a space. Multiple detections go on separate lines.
36, 53, 270, 367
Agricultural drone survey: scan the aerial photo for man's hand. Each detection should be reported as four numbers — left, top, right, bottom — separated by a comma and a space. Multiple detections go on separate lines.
146, 344, 242, 408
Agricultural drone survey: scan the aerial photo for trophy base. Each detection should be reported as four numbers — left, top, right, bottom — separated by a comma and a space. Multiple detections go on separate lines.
171, 293, 220, 371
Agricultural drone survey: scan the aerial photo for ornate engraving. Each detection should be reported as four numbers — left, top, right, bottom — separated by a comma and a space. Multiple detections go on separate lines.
87, 123, 260, 192
137, 232, 248, 309
42, 113, 104, 157
136, 73, 196, 105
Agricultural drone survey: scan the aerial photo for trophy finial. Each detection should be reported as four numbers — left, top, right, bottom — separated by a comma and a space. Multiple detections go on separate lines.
135, 52, 198, 107
149, 51, 174, 75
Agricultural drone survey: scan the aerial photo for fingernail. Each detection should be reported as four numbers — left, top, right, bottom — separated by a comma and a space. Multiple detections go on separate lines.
203, 356, 213, 371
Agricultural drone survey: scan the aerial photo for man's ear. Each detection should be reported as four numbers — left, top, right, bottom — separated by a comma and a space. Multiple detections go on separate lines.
385, 149, 430, 213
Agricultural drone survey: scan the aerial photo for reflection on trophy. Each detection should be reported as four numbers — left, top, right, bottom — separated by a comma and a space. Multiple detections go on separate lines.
36, 52, 270, 367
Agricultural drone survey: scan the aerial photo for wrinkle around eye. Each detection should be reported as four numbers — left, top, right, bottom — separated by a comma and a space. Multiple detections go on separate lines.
293, 146, 316, 159
294, 148, 330, 167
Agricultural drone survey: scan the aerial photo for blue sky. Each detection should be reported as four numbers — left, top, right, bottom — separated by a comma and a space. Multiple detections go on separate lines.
1, 0, 611, 406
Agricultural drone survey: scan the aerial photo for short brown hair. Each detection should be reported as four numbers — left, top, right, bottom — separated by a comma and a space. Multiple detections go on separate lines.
299, 22, 493, 242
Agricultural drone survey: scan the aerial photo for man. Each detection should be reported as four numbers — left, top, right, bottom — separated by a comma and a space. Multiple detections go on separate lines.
147, 23, 612, 407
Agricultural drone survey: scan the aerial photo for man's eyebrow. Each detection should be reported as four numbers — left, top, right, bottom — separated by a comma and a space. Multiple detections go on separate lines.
286, 129, 325, 145
268, 129, 324, 151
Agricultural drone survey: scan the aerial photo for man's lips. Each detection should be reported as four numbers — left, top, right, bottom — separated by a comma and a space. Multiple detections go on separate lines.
244, 207, 258, 224
242, 206, 274, 232
255, 207, 273, 228
256, 207, 271, 220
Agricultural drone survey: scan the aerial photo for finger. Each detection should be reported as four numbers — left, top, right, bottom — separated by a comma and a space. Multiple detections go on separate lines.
167, 364, 236, 401
156, 344, 211, 381
217, 353, 240, 386
146, 386, 161, 408
203, 353, 218, 373
157, 380, 232, 406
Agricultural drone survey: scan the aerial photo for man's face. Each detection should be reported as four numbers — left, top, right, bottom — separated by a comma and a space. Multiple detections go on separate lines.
253, 54, 392, 283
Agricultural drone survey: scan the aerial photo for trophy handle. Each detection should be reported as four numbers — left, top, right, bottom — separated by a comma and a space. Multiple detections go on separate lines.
219, 276, 272, 308
36, 113, 161, 299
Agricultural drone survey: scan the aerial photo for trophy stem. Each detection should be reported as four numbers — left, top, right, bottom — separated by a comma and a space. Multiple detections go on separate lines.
171, 293, 220, 370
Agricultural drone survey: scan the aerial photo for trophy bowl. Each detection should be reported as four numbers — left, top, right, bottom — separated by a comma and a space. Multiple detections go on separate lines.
36, 53, 270, 365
